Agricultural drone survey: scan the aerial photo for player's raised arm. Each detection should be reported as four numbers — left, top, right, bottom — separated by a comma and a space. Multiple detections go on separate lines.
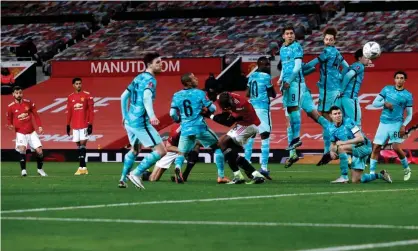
341, 69, 356, 94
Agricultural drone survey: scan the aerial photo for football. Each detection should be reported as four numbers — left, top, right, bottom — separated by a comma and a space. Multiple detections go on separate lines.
363, 41, 381, 59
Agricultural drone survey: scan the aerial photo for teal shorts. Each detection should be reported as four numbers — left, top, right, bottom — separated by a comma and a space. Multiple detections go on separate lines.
341, 97, 361, 126
283, 82, 302, 108
124, 124, 162, 148
255, 108, 271, 134
318, 91, 340, 113
351, 139, 372, 158
178, 128, 218, 153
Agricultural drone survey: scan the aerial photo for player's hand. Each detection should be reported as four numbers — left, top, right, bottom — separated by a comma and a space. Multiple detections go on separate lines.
38, 127, 44, 135
384, 102, 393, 111
336, 141, 344, 146
66, 125, 71, 136
277, 79, 282, 87
7, 124, 14, 131
87, 124, 93, 135
330, 151, 338, 160
399, 125, 406, 138
150, 117, 160, 126
283, 82, 290, 90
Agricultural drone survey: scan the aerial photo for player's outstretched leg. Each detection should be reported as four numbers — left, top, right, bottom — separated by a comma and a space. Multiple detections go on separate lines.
287, 108, 302, 150
129, 143, 166, 189
244, 137, 254, 163
361, 170, 392, 183
119, 149, 138, 188
392, 143, 411, 181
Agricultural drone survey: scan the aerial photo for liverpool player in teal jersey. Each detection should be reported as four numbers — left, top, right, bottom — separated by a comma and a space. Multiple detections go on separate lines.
321, 106, 392, 184
305, 27, 349, 153
170, 73, 225, 184
243, 56, 275, 178
120, 52, 167, 189
278, 25, 330, 166
370, 71, 413, 181
340, 49, 371, 126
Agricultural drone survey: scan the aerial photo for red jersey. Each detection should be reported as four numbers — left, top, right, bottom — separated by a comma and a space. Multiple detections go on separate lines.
66, 91, 94, 129
218, 92, 260, 126
6, 99, 42, 134
167, 124, 181, 147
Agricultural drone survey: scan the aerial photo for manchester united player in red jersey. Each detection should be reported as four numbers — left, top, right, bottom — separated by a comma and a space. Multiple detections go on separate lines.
208, 92, 266, 184
6, 86, 47, 177
66, 77, 94, 175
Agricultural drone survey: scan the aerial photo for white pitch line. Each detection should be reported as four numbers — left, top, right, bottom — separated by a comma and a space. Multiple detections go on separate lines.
2, 217, 418, 231
295, 239, 418, 251
1, 188, 417, 214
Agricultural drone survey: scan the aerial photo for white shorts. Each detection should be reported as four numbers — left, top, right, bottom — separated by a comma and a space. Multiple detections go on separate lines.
227, 124, 258, 146
15, 131, 42, 151
72, 128, 89, 142
155, 151, 178, 169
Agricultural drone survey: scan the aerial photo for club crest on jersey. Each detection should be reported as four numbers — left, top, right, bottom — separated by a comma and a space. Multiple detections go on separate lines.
81, 97, 85, 102
147, 82, 154, 88
25, 106, 29, 111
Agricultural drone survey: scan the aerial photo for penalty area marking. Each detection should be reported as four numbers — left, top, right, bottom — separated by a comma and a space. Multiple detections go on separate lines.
1, 188, 417, 214
2, 217, 418, 231
294, 239, 418, 251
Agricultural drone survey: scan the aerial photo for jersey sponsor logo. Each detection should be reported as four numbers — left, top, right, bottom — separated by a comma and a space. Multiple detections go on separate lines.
17, 113, 29, 120
74, 103, 84, 109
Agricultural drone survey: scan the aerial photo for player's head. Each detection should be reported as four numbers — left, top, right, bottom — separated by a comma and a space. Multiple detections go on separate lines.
181, 72, 198, 88
329, 106, 343, 124
282, 25, 295, 44
323, 27, 337, 46
12, 86, 23, 101
218, 92, 235, 111
72, 77, 82, 92
257, 56, 270, 74
354, 48, 371, 65
394, 71, 407, 88
144, 52, 162, 74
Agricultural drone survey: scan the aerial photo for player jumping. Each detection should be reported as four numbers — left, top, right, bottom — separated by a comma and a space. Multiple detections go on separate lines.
305, 27, 349, 153
279, 25, 330, 166
340, 49, 371, 126
6, 86, 47, 177
67, 77, 95, 175
318, 106, 392, 184
370, 71, 413, 181
120, 52, 168, 189
170, 73, 226, 184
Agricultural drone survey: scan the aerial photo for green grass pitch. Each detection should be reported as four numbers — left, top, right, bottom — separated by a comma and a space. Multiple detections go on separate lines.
1, 162, 418, 251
